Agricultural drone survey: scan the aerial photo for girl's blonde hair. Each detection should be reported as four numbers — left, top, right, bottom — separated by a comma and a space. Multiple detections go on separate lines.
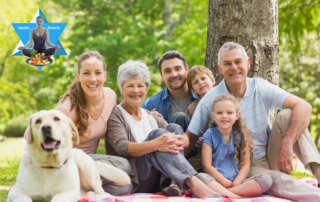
59, 50, 106, 137
212, 94, 253, 168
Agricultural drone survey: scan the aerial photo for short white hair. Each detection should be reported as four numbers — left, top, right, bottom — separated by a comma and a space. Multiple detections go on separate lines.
217, 42, 248, 65
117, 60, 151, 89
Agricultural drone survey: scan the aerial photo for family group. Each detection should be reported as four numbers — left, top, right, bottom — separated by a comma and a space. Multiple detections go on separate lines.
56, 42, 320, 201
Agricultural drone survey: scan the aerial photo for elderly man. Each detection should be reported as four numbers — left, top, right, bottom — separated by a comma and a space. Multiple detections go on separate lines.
187, 42, 320, 201
142, 50, 198, 131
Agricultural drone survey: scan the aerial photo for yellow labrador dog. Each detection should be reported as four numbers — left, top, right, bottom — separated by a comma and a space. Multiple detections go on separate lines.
7, 110, 130, 202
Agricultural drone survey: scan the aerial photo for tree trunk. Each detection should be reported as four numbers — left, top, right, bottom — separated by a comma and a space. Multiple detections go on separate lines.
205, 0, 279, 85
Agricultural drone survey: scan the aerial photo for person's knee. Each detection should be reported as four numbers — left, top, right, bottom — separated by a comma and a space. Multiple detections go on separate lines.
102, 182, 133, 196
146, 128, 167, 140
252, 174, 273, 193
166, 123, 184, 135
170, 112, 190, 132
275, 109, 292, 127
22, 49, 32, 57
271, 109, 292, 139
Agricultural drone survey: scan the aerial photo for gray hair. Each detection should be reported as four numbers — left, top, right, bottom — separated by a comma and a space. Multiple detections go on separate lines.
217, 42, 248, 65
117, 60, 151, 89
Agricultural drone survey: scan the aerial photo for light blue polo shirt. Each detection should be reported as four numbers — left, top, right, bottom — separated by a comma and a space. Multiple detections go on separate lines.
188, 77, 290, 160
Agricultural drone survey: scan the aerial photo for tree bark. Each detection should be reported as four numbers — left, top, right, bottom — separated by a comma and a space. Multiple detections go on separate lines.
205, 0, 279, 84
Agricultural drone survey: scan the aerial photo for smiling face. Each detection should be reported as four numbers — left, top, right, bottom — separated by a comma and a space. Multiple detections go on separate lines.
26, 110, 79, 154
218, 48, 250, 87
77, 57, 106, 99
160, 58, 188, 91
211, 100, 240, 132
191, 73, 215, 98
120, 77, 148, 108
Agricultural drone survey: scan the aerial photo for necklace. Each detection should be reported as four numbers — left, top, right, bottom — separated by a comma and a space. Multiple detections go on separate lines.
87, 93, 105, 120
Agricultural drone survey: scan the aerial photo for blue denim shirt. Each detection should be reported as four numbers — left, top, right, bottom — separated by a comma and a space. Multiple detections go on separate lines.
142, 87, 198, 122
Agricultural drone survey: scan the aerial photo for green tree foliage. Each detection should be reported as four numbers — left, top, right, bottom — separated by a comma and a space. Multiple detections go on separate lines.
0, 0, 208, 132
279, 0, 320, 53
279, 35, 320, 138
1, 0, 320, 141
49, 0, 208, 96
279, 0, 320, 141
0, 1, 74, 132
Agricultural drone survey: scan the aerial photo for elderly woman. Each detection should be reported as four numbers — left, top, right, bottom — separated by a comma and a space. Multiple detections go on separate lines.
105, 60, 240, 198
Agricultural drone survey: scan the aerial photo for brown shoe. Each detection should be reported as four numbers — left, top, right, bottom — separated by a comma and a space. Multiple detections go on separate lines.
161, 184, 182, 196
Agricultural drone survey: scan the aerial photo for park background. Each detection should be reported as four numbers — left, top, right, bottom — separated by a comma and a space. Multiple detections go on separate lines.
1, 0, 320, 200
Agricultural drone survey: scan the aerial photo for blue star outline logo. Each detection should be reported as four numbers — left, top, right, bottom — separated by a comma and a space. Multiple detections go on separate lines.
12, 8, 67, 56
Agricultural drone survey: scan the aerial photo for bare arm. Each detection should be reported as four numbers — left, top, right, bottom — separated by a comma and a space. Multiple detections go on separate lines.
45, 30, 59, 49
232, 143, 251, 186
19, 30, 34, 50
278, 94, 312, 173
202, 142, 233, 188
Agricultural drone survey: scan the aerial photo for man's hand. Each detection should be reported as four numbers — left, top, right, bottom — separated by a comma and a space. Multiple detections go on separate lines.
151, 108, 163, 119
278, 138, 294, 174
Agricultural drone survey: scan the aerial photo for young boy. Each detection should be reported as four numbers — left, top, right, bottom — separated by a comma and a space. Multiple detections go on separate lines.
186, 65, 215, 171
186, 65, 215, 118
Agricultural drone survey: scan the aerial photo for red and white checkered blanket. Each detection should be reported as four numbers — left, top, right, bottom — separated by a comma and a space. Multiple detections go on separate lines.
79, 177, 317, 202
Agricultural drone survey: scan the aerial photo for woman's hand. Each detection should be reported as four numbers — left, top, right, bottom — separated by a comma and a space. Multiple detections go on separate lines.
153, 132, 184, 154
18, 46, 25, 50
54, 45, 60, 50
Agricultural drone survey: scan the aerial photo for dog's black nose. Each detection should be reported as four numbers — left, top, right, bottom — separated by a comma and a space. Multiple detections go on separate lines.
42, 125, 52, 136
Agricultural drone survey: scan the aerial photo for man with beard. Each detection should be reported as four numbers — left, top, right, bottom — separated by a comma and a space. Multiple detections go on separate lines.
142, 50, 198, 131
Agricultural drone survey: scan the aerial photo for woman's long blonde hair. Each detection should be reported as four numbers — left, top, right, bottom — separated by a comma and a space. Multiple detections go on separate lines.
59, 50, 106, 137
212, 94, 253, 168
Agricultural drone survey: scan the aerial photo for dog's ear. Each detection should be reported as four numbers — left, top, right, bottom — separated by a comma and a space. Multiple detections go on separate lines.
69, 120, 80, 146
24, 120, 33, 144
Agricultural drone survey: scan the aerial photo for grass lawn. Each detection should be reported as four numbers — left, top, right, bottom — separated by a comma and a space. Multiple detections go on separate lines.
0, 137, 24, 202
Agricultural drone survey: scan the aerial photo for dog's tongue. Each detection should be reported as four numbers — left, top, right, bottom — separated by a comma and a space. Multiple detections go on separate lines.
43, 141, 57, 149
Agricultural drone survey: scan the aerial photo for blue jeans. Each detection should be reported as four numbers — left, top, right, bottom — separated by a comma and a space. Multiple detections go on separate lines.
135, 123, 197, 193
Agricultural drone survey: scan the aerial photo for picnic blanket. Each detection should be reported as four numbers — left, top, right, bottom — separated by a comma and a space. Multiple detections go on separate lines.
79, 177, 317, 202
79, 193, 292, 202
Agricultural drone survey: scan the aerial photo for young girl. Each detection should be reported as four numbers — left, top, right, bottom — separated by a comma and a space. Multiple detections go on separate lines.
201, 94, 272, 197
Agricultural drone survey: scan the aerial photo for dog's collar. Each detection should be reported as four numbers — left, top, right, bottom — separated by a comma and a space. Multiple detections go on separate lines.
40, 158, 69, 169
